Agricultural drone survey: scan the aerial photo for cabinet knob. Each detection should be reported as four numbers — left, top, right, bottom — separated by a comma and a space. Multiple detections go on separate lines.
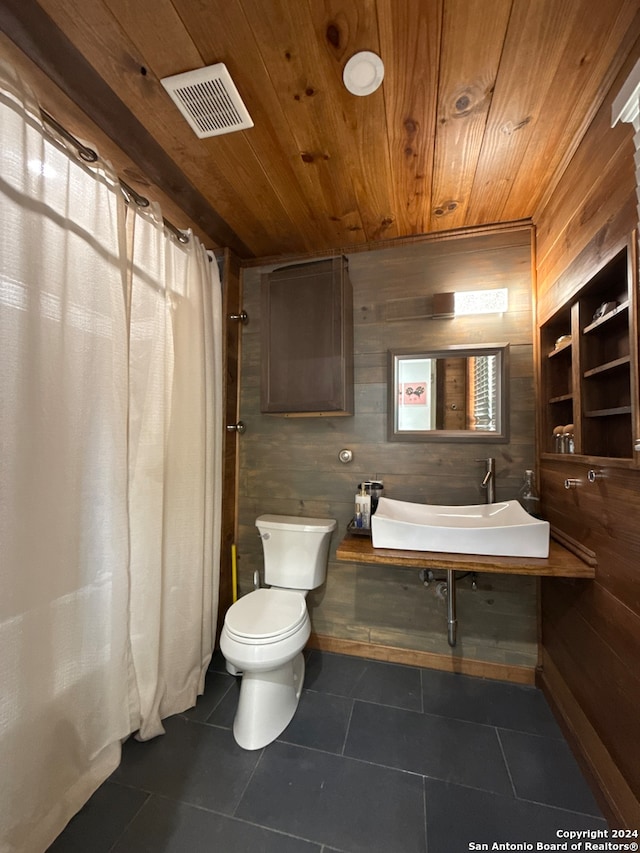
635, 439, 640, 452
226, 421, 246, 434
587, 469, 604, 483
229, 310, 249, 324
564, 478, 581, 489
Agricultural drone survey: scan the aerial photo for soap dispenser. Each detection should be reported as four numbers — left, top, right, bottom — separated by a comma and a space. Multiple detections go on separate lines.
355, 482, 371, 529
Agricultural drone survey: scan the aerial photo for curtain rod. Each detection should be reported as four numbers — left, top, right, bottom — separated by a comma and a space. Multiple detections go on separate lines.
40, 109, 189, 245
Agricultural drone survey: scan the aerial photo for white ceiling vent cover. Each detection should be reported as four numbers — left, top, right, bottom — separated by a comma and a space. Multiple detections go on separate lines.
161, 63, 254, 139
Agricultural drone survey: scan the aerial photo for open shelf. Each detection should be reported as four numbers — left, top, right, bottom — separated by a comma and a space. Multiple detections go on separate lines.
584, 406, 632, 418
547, 338, 572, 358
582, 299, 629, 335
539, 237, 638, 461
583, 355, 631, 378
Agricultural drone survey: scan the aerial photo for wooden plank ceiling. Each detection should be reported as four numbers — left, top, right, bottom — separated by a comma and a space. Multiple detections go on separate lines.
3, 0, 640, 259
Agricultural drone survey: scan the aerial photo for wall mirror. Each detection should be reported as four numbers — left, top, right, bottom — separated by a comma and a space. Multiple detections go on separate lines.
388, 343, 509, 442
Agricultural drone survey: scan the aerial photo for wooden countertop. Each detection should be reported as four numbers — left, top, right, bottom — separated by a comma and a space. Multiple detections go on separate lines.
336, 534, 595, 578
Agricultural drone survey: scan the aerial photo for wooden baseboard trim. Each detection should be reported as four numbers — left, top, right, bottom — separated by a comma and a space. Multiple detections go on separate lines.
538, 650, 640, 827
308, 633, 536, 685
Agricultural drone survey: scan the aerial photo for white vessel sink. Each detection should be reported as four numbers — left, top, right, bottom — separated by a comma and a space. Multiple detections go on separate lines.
371, 497, 550, 558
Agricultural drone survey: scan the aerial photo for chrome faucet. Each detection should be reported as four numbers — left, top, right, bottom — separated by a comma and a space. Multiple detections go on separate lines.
479, 457, 496, 503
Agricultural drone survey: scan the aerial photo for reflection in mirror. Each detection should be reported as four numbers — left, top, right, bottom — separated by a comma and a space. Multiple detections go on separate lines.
389, 344, 509, 442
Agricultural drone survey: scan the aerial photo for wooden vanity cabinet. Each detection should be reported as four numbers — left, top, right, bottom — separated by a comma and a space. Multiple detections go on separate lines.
260, 256, 354, 416
540, 234, 639, 462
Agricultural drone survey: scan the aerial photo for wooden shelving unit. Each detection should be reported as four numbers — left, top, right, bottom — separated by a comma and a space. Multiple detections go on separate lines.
540, 236, 639, 463
541, 303, 576, 453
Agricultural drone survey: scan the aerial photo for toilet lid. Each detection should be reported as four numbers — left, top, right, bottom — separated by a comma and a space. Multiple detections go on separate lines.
224, 588, 308, 641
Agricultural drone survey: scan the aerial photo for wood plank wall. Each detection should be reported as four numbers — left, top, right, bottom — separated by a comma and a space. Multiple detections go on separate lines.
534, 39, 640, 827
237, 227, 539, 674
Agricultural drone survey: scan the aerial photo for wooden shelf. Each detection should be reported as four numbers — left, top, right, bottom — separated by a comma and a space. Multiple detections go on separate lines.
583, 356, 631, 378
547, 339, 572, 358
541, 451, 637, 469
584, 406, 632, 418
549, 393, 573, 404
336, 534, 595, 578
582, 300, 629, 335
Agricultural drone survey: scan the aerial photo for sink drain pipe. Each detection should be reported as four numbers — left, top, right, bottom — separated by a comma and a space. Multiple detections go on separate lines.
446, 570, 457, 647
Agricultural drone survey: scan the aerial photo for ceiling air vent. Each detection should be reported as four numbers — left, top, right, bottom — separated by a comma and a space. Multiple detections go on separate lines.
160, 63, 254, 139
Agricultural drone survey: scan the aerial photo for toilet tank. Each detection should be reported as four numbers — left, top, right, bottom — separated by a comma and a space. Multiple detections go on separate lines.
256, 514, 336, 590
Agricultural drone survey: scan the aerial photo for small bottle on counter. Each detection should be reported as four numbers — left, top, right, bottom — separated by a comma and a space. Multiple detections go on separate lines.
519, 469, 541, 517
355, 482, 371, 529
368, 480, 384, 514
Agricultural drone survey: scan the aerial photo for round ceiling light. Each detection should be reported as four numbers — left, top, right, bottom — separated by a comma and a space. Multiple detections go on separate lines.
343, 51, 384, 97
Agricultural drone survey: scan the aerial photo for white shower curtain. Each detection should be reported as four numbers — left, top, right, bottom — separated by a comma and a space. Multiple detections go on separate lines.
0, 61, 222, 852
127, 205, 223, 740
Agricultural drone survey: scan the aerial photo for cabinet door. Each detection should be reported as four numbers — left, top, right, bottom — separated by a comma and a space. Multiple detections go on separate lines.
260, 257, 354, 416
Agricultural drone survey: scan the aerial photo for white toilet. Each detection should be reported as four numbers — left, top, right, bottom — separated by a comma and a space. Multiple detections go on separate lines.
220, 513, 336, 750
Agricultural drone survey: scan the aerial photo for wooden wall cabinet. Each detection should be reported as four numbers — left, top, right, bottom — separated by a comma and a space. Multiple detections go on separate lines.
260, 256, 354, 416
540, 234, 639, 462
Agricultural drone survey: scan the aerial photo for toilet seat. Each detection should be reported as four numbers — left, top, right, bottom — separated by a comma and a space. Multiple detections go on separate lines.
224, 588, 307, 645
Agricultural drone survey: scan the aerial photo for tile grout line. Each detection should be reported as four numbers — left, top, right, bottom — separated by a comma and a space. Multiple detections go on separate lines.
349, 660, 370, 697
140, 791, 330, 849
284, 736, 440, 782
422, 775, 429, 853
199, 677, 236, 724
277, 731, 607, 815
230, 745, 267, 818
347, 692, 555, 736
495, 727, 518, 798
340, 697, 356, 756
106, 789, 152, 853
304, 686, 421, 714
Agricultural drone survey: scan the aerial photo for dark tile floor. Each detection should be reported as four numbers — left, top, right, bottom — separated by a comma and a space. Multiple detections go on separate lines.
48, 650, 608, 853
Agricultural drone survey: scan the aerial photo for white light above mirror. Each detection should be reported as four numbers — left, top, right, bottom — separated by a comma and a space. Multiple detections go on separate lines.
454, 288, 508, 316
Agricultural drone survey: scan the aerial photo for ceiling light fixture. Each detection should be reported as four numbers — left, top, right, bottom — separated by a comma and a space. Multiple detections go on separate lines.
343, 51, 384, 97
